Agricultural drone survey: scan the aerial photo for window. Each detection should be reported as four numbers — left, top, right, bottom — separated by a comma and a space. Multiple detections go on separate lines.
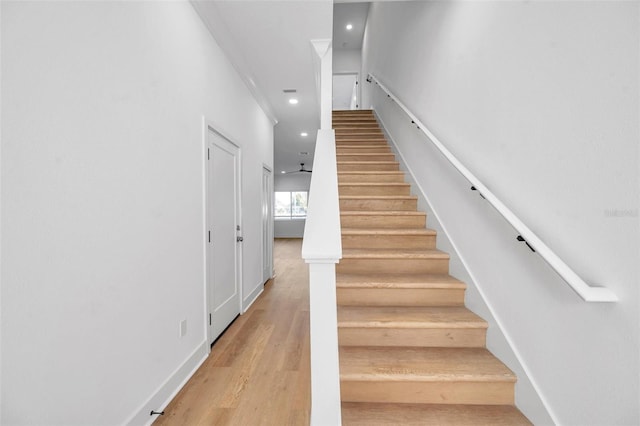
275, 191, 308, 218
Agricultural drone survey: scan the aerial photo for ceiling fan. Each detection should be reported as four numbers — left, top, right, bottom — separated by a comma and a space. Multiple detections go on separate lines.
283, 163, 312, 174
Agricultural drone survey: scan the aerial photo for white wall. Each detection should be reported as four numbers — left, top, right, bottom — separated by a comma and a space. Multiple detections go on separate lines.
333, 48, 361, 74
362, 2, 639, 425
0, 1, 273, 425
274, 173, 310, 238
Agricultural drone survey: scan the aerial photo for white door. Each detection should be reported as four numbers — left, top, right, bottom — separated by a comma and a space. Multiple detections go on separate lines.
333, 73, 359, 110
261, 166, 273, 283
207, 127, 241, 344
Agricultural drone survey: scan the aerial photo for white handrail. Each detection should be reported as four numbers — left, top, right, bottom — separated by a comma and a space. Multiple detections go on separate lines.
369, 74, 617, 303
302, 129, 342, 426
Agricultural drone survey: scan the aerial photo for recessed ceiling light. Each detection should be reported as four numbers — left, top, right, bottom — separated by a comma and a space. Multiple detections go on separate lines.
289, 98, 299, 105
300, 132, 308, 137
346, 23, 353, 30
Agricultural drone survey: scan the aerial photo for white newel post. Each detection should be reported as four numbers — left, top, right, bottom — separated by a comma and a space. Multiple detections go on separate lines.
303, 130, 342, 426
307, 261, 341, 426
305, 39, 341, 426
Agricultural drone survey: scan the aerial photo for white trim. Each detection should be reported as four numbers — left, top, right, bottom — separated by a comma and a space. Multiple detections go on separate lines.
369, 74, 616, 303
261, 163, 274, 283
204, 120, 244, 345
124, 340, 209, 426
332, 71, 361, 110
242, 283, 264, 314
310, 39, 333, 130
376, 110, 560, 426
201, 116, 210, 347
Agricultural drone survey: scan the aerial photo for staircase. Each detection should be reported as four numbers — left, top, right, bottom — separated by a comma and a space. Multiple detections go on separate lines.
333, 110, 531, 425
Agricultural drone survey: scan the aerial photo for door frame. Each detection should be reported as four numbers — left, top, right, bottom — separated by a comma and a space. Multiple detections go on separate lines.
332, 71, 360, 110
261, 164, 274, 283
203, 119, 243, 347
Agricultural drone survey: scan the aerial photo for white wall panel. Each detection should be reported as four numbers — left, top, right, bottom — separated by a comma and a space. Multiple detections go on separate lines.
362, 2, 639, 425
1, 1, 273, 424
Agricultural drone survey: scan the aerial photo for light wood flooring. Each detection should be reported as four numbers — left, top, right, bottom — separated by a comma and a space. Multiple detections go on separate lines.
154, 238, 310, 425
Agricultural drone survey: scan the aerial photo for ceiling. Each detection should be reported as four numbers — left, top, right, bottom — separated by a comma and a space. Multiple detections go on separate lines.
333, 2, 370, 50
191, 1, 369, 177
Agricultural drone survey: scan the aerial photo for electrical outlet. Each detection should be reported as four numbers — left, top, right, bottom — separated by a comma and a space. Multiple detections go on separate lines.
179, 319, 187, 338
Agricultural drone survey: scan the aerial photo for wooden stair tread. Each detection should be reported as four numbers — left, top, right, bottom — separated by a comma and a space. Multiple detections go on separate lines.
335, 132, 384, 135
339, 347, 516, 382
333, 109, 374, 113
333, 123, 378, 127
338, 171, 403, 176
338, 306, 487, 329
333, 116, 376, 120
341, 210, 424, 216
336, 138, 387, 141
337, 153, 393, 156
341, 402, 532, 425
336, 273, 465, 289
336, 144, 390, 148
342, 248, 449, 259
339, 182, 409, 187
336, 143, 387, 146
341, 228, 436, 236
340, 195, 415, 200
337, 160, 397, 164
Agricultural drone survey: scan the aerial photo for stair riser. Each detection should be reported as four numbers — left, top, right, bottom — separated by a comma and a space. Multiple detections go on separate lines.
338, 163, 400, 172
333, 113, 375, 118
333, 114, 375, 117
337, 258, 449, 274
334, 124, 380, 129
340, 381, 514, 405
342, 234, 436, 249
336, 147, 392, 154
333, 113, 374, 118
339, 198, 416, 211
340, 214, 426, 228
337, 154, 396, 162
338, 174, 406, 184
338, 328, 487, 348
333, 122, 378, 127
341, 403, 532, 425
336, 130, 386, 142
339, 185, 410, 196
336, 138, 389, 150
333, 110, 374, 114
337, 288, 465, 307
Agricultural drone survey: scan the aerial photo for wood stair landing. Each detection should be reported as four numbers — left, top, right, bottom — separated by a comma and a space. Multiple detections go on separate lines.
333, 109, 531, 425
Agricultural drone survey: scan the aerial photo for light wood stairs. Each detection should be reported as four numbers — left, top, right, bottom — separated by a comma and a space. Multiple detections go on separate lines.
333, 110, 531, 425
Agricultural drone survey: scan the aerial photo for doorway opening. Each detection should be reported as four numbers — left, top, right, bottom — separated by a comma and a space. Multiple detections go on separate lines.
333, 72, 359, 110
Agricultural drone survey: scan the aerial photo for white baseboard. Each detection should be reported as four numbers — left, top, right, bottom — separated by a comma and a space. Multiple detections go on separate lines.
125, 341, 209, 426
242, 283, 264, 313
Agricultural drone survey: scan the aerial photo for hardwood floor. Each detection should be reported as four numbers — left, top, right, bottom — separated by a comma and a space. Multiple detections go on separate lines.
155, 238, 310, 426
